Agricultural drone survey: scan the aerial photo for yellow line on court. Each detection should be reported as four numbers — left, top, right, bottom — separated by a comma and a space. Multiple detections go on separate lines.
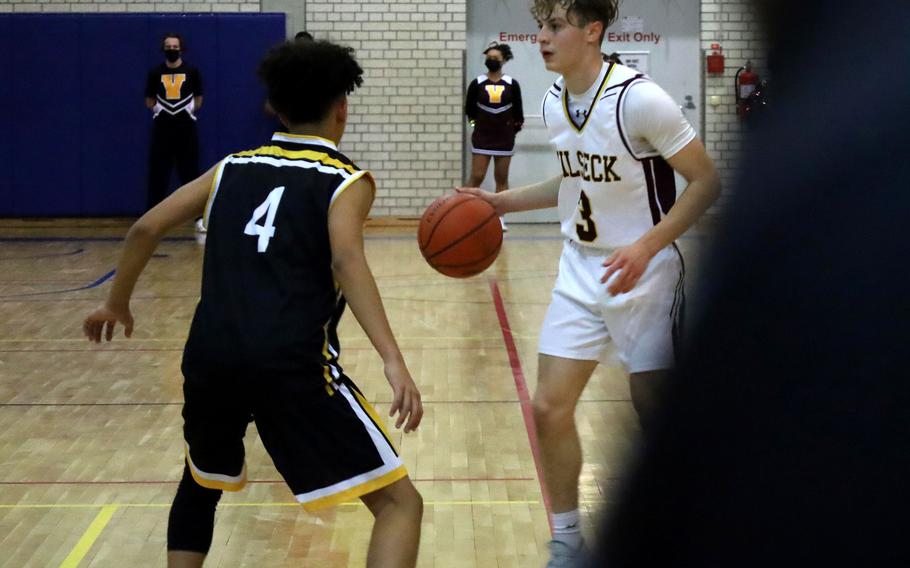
1, 499, 540, 510
58, 504, 117, 568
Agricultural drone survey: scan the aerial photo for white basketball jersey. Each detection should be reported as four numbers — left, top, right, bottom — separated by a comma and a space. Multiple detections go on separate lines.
542, 62, 680, 249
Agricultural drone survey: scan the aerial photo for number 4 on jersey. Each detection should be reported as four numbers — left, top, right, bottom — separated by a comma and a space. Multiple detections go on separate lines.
244, 186, 286, 252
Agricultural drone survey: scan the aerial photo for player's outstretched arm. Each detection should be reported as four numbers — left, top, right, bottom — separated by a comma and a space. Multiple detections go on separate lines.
82, 164, 217, 343
455, 174, 561, 215
601, 138, 721, 295
329, 177, 423, 433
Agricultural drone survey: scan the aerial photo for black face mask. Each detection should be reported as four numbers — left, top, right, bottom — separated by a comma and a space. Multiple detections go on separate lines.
164, 49, 181, 63
485, 58, 502, 72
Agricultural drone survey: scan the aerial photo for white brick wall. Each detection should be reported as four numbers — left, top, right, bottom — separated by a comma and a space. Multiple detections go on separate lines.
2, 0, 763, 218
0, 0, 260, 12
700, 0, 768, 207
305, 0, 466, 217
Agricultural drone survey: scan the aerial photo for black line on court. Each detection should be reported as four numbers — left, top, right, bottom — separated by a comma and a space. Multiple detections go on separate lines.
0, 234, 566, 243
0, 248, 85, 260
0, 476, 549, 485
0, 236, 196, 243
0, 399, 629, 408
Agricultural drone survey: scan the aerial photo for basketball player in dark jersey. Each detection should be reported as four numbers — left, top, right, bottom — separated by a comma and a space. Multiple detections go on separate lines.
465, 43, 524, 230
84, 40, 423, 568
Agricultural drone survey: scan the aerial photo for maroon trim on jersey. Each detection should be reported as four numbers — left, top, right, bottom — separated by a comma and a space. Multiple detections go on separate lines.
601, 74, 643, 100
653, 157, 677, 214
642, 158, 662, 226
614, 75, 648, 162
669, 242, 686, 364
542, 90, 559, 129
643, 156, 677, 226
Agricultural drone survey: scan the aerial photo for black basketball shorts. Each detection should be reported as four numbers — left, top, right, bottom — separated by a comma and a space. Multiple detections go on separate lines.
180, 365, 406, 511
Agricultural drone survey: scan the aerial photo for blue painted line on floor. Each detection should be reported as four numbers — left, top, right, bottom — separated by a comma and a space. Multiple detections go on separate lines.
0, 269, 116, 300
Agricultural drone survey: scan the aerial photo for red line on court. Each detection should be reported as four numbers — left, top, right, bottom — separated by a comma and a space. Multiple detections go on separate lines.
488, 279, 553, 531
0, 348, 185, 353
0, 346, 500, 354
0, 476, 534, 485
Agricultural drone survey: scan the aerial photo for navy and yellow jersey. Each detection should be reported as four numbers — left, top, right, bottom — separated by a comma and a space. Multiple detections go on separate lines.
144, 63, 203, 122
182, 133, 375, 387
465, 74, 524, 155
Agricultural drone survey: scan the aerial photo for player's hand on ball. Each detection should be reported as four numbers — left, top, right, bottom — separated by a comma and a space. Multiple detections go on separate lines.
385, 358, 423, 433
455, 187, 504, 215
601, 241, 654, 296
83, 303, 134, 343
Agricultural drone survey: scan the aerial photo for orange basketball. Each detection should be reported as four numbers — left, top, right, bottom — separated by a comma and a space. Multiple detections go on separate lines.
418, 193, 503, 278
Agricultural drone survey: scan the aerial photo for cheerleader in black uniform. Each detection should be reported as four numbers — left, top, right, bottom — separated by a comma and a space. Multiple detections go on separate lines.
464, 43, 523, 230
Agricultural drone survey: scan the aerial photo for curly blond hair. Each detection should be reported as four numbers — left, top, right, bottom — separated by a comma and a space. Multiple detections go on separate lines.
530, 0, 621, 30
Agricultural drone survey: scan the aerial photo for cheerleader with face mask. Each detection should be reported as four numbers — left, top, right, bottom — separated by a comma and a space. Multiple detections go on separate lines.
464, 42, 524, 231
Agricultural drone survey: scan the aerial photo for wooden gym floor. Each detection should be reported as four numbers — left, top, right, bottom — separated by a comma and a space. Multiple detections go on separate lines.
0, 218, 709, 567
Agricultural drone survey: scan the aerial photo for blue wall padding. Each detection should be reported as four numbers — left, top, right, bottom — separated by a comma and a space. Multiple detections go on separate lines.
80, 15, 151, 216
0, 16, 12, 213
11, 15, 82, 216
0, 13, 286, 217
214, 15, 289, 152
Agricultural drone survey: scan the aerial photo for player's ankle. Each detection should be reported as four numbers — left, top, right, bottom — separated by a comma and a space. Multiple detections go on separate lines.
550, 509, 583, 549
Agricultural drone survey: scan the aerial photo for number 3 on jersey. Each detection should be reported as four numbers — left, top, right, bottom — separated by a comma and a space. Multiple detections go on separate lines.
244, 186, 286, 252
575, 190, 598, 242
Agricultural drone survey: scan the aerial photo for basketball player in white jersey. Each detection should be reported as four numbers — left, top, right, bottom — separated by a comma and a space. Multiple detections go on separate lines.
459, 1, 721, 566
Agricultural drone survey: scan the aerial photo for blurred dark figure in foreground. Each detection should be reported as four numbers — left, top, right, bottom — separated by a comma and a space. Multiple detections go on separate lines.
589, 1, 910, 566
740, 78, 768, 124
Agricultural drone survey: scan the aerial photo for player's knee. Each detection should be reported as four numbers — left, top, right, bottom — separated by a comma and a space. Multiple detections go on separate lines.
392, 481, 423, 520
532, 396, 572, 431
167, 464, 223, 554
363, 479, 423, 520
404, 484, 424, 520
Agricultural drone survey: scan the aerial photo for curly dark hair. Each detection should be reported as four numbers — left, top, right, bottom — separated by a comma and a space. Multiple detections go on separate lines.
531, 0, 621, 33
258, 40, 363, 125
483, 42, 514, 61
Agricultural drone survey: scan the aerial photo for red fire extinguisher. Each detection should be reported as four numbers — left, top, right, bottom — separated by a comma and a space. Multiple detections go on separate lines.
735, 61, 760, 119
706, 43, 725, 74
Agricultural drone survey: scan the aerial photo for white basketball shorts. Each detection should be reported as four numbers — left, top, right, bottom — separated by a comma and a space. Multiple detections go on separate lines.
538, 240, 685, 373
